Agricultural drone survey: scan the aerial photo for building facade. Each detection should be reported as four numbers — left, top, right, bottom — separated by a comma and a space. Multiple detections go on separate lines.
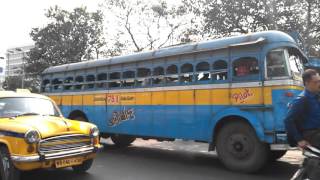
5, 45, 34, 77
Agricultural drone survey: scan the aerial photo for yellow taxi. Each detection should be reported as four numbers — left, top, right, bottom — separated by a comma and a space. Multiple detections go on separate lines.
0, 90, 102, 180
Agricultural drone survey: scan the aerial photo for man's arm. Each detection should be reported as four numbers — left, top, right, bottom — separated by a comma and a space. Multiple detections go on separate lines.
284, 97, 307, 144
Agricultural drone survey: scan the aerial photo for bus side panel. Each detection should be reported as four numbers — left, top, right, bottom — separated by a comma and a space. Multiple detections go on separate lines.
152, 91, 168, 137
271, 88, 302, 131
178, 90, 196, 139
134, 92, 153, 136
92, 94, 108, 132
60, 95, 72, 116
165, 91, 180, 138
195, 89, 211, 140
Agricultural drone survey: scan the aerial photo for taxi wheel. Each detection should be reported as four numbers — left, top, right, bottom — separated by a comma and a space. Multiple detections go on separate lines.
216, 121, 268, 173
0, 146, 20, 180
72, 159, 93, 173
111, 135, 136, 148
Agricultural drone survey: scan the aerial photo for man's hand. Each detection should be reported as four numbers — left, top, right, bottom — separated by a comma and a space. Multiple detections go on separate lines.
297, 140, 310, 149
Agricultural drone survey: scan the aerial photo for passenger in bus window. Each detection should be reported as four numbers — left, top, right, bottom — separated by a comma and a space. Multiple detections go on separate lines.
235, 63, 250, 76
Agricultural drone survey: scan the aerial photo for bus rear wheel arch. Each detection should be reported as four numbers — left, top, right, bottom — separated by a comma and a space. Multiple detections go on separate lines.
68, 110, 88, 122
215, 119, 268, 173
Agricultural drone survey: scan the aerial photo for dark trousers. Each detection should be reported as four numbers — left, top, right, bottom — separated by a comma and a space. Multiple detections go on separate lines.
303, 129, 320, 149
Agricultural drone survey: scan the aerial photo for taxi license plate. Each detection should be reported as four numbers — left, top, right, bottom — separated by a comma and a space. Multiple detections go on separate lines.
55, 157, 83, 168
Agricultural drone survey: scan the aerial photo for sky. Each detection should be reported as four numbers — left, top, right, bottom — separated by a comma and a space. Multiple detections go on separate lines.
0, 0, 104, 56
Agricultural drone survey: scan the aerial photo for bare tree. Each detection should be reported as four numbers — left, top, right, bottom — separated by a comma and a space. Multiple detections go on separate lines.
103, 0, 190, 52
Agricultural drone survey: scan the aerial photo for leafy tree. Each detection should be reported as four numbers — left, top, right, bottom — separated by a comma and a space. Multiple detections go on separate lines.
183, 0, 320, 56
3, 76, 39, 92
26, 6, 106, 75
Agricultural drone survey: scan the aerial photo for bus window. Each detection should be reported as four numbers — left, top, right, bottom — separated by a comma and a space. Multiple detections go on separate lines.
166, 64, 179, 84
64, 77, 73, 90
136, 68, 151, 87
96, 73, 107, 88
122, 70, 135, 87
86, 75, 95, 89
288, 48, 304, 78
152, 66, 165, 85
42, 79, 51, 92
52, 78, 63, 91
233, 57, 259, 78
196, 62, 210, 82
109, 72, 121, 88
212, 60, 228, 81
180, 63, 194, 84
75, 76, 84, 90
266, 49, 289, 78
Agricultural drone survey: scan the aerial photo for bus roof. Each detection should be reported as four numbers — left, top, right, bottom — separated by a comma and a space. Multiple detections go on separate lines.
42, 30, 296, 74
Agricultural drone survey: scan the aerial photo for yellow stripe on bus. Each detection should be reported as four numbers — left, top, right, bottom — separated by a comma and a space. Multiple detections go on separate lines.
50, 85, 303, 106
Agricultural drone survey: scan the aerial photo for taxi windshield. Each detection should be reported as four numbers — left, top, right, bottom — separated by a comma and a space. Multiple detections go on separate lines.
0, 97, 61, 118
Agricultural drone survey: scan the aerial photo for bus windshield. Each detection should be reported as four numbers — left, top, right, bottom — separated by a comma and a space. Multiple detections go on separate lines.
288, 48, 304, 80
266, 48, 305, 80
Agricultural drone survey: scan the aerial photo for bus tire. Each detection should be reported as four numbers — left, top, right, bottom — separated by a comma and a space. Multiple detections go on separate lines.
72, 159, 93, 173
111, 135, 136, 148
269, 150, 287, 161
0, 146, 20, 180
216, 121, 268, 173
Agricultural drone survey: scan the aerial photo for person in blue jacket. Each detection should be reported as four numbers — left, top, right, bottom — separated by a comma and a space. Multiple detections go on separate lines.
285, 69, 320, 149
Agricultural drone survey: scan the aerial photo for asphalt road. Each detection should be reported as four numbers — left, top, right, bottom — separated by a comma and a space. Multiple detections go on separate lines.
21, 139, 302, 180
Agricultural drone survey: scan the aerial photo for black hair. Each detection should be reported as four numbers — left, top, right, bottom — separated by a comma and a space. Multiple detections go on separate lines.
302, 69, 318, 86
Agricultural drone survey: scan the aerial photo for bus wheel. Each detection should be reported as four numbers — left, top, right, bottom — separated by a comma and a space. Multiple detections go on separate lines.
216, 121, 268, 173
111, 135, 136, 148
269, 150, 287, 161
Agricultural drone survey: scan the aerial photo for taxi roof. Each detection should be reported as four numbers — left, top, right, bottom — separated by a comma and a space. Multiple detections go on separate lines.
0, 90, 50, 100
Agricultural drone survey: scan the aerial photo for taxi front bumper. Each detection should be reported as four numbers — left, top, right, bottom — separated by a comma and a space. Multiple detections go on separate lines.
11, 145, 103, 162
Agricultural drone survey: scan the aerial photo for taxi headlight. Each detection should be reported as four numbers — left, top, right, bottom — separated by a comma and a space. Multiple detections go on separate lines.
90, 127, 99, 137
24, 130, 40, 144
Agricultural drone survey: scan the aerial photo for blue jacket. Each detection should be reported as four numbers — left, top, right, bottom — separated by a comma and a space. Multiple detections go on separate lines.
284, 90, 320, 142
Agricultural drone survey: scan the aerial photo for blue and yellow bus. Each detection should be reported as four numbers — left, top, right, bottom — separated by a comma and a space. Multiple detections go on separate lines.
41, 31, 308, 172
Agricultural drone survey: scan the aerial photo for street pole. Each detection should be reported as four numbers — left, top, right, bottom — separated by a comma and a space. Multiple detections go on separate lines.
21, 53, 24, 89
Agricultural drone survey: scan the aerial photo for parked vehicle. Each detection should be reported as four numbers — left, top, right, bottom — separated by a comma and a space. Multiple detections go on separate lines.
0, 89, 102, 180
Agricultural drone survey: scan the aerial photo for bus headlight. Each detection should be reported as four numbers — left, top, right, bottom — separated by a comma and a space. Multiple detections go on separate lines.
90, 127, 99, 138
25, 130, 40, 144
